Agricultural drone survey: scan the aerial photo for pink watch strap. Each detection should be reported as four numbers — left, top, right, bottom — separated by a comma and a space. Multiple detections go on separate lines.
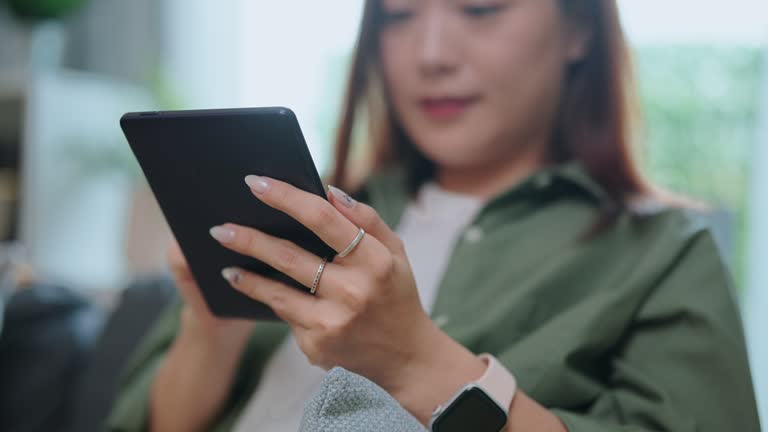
476, 353, 517, 413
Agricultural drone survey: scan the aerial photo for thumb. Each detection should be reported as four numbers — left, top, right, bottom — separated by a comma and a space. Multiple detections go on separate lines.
166, 238, 211, 314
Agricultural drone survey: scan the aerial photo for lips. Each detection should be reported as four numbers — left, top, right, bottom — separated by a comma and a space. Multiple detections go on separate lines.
420, 96, 479, 120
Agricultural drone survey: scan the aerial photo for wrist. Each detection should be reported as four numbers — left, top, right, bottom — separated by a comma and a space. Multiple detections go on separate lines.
388, 318, 487, 424
152, 319, 248, 432
178, 307, 253, 357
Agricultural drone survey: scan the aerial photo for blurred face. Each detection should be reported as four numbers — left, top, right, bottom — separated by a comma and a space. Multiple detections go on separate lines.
379, 0, 588, 172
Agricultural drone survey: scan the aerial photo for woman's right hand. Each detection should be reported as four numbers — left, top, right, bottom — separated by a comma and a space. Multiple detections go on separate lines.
149, 239, 256, 432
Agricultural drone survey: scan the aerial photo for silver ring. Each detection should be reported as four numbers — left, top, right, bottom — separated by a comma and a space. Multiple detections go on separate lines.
310, 257, 328, 295
338, 228, 365, 258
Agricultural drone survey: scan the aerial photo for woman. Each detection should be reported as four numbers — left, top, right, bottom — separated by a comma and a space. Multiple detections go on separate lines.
108, 0, 760, 431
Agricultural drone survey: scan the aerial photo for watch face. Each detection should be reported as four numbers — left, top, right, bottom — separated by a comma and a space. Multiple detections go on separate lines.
431, 386, 507, 432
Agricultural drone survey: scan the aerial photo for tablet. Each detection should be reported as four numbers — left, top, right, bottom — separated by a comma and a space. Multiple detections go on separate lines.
120, 107, 335, 320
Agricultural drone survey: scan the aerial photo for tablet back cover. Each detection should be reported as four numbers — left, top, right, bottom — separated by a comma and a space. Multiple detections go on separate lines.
121, 107, 334, 320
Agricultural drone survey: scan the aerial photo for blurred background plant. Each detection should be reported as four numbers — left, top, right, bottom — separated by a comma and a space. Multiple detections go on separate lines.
3, 0, 90, 21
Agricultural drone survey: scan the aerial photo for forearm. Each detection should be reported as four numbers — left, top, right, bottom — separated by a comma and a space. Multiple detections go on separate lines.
504, 391, 567, 432
149, 315, 250, 432
389, 322, 566, 431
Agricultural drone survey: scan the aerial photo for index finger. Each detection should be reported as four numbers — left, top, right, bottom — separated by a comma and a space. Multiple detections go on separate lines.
244, 175, 388, 261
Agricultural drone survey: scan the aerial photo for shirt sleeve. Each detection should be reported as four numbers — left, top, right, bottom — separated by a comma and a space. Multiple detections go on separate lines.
105, 300, 182, 432
547, 230, 760, 431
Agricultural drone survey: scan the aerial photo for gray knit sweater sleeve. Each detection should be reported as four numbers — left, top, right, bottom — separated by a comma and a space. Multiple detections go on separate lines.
300, 367, 427, 432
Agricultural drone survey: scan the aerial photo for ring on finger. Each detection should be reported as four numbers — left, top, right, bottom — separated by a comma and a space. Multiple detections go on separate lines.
310, 257, 328, 295
337, 228, 365, 258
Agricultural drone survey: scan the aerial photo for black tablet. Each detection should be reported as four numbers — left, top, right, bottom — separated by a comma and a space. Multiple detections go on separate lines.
120, 107, 335, 320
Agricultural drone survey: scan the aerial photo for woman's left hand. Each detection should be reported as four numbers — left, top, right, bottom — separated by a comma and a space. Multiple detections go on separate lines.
209, 175, 486, 421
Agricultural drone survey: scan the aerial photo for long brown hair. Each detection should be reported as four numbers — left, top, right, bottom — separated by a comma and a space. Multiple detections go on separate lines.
331, 0, 649, 227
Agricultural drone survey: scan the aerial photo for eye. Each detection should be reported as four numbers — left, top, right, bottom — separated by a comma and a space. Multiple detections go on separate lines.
462, 4, 506, 18
381, 9, 413, 26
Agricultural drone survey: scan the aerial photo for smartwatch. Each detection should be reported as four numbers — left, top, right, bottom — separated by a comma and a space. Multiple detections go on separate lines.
429, 354, 517, 432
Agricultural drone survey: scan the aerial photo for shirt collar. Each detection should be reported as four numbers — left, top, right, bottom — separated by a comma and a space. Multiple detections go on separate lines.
534, 161, 608, 203
364, 160, 610, 229
470, 160, 608, 211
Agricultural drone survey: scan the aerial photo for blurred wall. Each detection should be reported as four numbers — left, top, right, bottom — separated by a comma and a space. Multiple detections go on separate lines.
0, 0, 163, 81
0, 0, 162, 289
64, 0, 163, 81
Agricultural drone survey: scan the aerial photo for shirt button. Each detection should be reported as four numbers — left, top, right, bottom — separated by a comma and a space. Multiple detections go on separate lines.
464, 226, 484, 243
433, 315, 450, 328
533, 173, 553, 189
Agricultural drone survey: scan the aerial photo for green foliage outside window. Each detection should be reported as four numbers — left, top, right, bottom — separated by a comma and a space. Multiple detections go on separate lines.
636, 45, 764, 287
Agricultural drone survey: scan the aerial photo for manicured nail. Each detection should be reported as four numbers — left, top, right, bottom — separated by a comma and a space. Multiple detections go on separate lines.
328, 185, 356, 208
222, 267, 242, 284
210, 226, 236, 243
245, 175, 270, 194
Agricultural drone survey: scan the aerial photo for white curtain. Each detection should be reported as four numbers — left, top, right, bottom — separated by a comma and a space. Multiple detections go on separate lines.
619, 0, 768, 44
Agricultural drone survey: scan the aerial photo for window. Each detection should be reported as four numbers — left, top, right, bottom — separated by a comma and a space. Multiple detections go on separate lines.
620, 0, 768, 422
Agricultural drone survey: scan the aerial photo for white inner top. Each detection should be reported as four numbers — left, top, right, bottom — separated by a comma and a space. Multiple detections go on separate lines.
233, 182, 484, 432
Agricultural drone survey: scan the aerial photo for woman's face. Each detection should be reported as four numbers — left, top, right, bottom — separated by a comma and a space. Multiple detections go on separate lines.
379, 0, 588, 171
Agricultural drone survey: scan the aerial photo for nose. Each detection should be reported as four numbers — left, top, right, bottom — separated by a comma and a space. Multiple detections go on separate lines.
417, 7, 459, 79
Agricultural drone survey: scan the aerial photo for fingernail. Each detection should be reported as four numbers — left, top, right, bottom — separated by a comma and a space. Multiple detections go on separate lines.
245, 175, 270, 194
210, 226, 236, 243
328, 185, 356, 208
222, 267, 242, 284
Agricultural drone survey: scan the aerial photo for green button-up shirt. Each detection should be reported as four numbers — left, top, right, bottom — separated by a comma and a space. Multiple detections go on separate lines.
107, 162, 761, 431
